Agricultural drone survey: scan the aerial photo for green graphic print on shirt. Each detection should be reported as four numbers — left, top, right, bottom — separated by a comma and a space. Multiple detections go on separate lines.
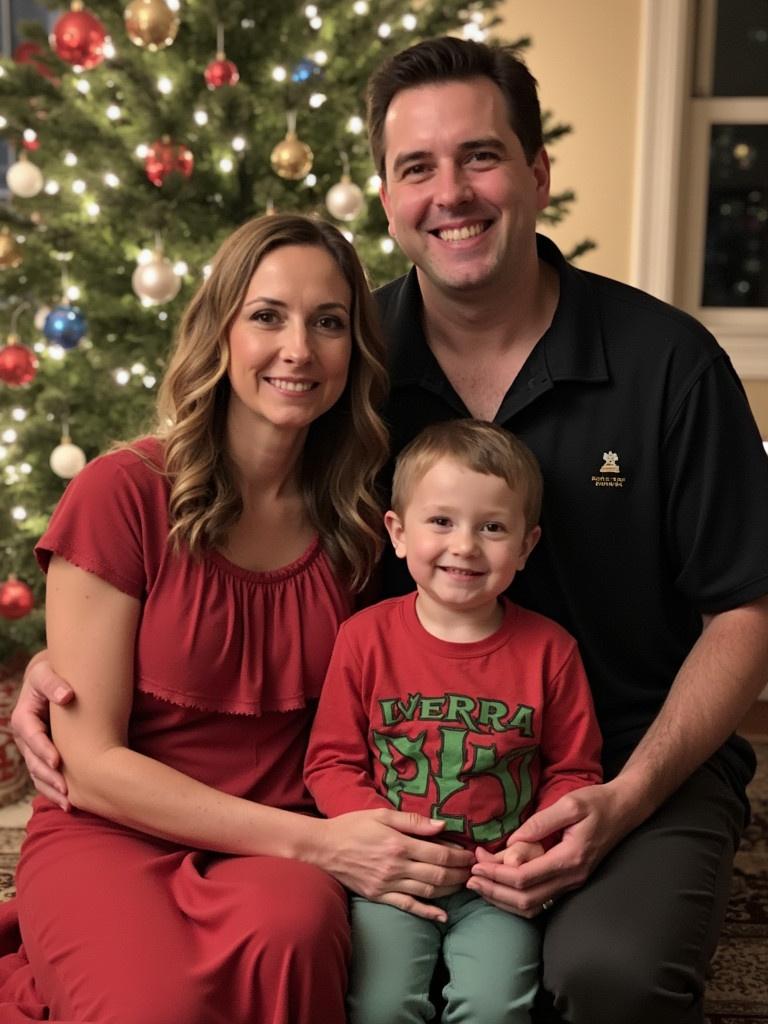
372, 692, 538, 846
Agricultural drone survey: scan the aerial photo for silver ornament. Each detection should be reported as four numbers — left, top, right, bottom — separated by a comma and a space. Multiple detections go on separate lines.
325, 175, 365, 221
50, 439, 87, 479
6, 157, 44, 199
132, 248, 182, 304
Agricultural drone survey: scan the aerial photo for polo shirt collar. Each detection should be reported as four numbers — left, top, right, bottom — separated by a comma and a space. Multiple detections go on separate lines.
388, 234, 610, 397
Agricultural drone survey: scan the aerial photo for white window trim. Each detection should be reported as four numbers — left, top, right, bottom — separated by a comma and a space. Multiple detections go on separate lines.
631, 0, 768, 378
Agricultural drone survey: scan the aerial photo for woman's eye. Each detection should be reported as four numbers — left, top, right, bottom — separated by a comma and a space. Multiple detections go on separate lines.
251, 310, 278, 324
316, 316, 345, 330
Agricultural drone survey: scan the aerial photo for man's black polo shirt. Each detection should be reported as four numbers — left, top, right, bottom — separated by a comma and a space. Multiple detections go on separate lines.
375, 234, 768, 779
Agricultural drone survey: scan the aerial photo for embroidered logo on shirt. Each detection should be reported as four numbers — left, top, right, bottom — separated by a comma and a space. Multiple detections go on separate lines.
592, 450, 626, 488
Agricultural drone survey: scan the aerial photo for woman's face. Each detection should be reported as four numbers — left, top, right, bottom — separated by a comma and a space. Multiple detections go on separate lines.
227, 243, 353, 437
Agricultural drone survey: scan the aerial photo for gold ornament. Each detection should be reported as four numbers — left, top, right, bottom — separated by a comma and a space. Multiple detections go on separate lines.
0, 227, 23, 269
270, 114, 313, 181
124, 0, 179, 51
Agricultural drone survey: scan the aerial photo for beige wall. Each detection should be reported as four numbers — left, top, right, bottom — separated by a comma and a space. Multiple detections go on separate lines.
745, 382, 768, 437
496, 2, 768, 435
498, 0, 642, 282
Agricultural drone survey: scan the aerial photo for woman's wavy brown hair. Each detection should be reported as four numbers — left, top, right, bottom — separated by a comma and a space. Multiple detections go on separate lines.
154, 213, 389, 591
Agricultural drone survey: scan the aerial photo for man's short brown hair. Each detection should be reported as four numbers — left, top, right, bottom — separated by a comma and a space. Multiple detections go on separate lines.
367, 36, 543, 179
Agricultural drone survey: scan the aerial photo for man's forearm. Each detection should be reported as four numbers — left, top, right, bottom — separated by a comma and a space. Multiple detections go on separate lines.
612, 594, 768, 827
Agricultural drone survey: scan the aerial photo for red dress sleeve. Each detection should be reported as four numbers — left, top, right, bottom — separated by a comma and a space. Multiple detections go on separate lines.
35, 442, 166, 599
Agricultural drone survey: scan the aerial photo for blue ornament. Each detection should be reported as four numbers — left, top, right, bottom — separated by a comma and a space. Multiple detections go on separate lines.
291, 57, 322, 83
43, 304, 88, 349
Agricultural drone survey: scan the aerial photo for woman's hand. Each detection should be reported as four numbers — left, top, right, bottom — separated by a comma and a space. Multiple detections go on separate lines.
314, 809, 475, 922
11, 651, 73, 810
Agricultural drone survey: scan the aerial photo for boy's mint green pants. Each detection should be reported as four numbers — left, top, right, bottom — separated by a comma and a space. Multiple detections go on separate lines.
347, 890, 541, 1023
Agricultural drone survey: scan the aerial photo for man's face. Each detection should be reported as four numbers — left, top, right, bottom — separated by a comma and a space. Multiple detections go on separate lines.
379, 77, 550, 297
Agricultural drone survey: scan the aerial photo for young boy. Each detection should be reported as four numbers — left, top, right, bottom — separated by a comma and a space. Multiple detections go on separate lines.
304, 420, 602, 1024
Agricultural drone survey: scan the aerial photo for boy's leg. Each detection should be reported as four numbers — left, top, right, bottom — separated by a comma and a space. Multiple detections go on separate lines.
347, 895, 442, 1024
442, 890, 541, 1024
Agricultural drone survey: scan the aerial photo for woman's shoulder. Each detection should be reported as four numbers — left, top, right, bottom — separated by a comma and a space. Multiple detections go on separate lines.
73, 437, 168, 495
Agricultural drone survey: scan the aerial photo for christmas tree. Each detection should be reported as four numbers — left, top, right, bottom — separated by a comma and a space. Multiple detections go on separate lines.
0, 0, 591, 661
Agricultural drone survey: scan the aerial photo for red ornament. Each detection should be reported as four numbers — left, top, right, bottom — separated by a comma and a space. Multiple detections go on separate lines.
204, 55, 240, 89
22, 132, 40, 151
0, 578, 34, 621
0, 337, 38, 386
144, 138, 194, 187
51, 5, 107, 69
13, 40, 57, 80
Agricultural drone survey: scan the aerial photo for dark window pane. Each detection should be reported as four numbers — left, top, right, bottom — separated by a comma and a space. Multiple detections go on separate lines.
702, 124, 768, 307
713, 0, 768, 96
0, 0, 54, 55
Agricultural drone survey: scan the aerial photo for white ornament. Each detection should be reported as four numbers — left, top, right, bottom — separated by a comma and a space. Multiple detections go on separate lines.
50, 439, 87, 479
131, 247, 182, 305
6, 157, 44, 198
325, 175, 365, 221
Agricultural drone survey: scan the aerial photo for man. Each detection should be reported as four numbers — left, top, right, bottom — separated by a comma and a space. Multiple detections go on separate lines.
13, 36, 768, 1024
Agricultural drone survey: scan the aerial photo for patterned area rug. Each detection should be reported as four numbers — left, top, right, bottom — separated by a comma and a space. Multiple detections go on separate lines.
0, 746, 765, 1018
0, 827, 23, 904
704, 740, 768, 1023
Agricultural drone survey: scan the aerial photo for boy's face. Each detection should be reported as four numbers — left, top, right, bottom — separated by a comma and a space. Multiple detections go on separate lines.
385, 457, 540, 617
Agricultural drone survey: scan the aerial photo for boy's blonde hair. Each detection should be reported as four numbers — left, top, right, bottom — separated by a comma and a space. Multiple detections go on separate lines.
391, 420, 543, 531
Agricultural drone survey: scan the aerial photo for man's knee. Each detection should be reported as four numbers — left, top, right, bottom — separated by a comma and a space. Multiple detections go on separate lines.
543, 927, 705, 1024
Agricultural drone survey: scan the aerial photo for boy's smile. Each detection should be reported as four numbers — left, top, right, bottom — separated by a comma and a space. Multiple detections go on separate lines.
385, 457, 540, 638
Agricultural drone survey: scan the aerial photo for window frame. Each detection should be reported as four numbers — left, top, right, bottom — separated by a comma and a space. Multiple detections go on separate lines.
631, 0, 768, 377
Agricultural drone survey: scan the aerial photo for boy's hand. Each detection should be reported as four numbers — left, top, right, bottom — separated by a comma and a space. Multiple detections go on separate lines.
497, 839, 546, 867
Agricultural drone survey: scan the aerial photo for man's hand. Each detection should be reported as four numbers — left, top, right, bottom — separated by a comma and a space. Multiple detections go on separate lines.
467, 782, 640, 918
11, 651, 73, 810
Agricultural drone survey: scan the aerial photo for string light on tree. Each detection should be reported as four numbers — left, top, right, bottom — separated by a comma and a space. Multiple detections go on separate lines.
33, 305, 51, 331
50, 1, 107, 69
204, 25, 240, 89
5, 152, 44, 198
124, 0, 179, 50
270, 111, 313, 181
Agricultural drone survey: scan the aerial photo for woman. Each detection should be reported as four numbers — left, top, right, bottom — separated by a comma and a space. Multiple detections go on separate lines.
1, 215, 472, 1024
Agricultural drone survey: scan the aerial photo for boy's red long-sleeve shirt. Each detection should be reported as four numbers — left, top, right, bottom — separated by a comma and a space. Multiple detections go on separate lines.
305, 593, 603, 852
